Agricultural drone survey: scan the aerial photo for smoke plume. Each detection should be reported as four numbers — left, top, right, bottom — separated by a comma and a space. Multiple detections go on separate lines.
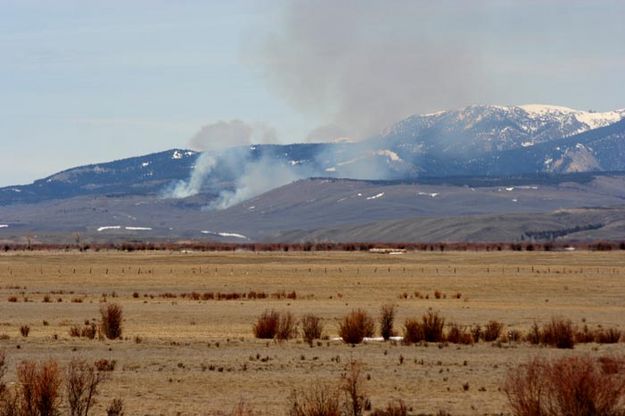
165, 152, 217, 199
248, 0, 484, 140
168, 2, 486, 206
209, 156, 302, 210
165, 119, 279, 199
190, 119, 277, 151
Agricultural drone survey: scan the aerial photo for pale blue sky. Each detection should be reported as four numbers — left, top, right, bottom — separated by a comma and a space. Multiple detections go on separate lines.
1, 0, 624, 186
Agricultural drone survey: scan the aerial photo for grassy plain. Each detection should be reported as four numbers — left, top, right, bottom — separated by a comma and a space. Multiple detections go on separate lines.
1, 250, 625, 415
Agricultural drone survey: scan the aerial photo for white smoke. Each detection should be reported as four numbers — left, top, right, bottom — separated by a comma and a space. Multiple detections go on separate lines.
168, 1, 484, 205
209, 156, 302, 210
164, 119, 280, 200
165, 152, 217, 199
190, 119, 277, 151
247, 0, 485, 140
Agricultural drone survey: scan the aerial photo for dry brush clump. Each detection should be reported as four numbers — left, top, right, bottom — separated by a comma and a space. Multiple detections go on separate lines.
106, 399, 124, 416
445, 324, 474, 345
100, 303, 123, 340
0, 355, 108, 416
19, 326, 29, 338
340, 360, 368, 416
421, 311, 445, 342
403, 311, 445, 344
301, 314, 324, 346
339, 310, 375, 344
276, 311, 298, 341
287, 359, 369, 416
17, 360, 62, 416
379, 304, 396, 341
253, 310, 298, 341
0, 351, 7, 398
482, 320, 504, 342
371, 401, 408, 416
69, 322, 98, 340
539, 317, 575, 349
66, 358, 107, 416
229, 400, 255, 416
402, 318, 424, 344
594, 327, 623, 344
253, 310, 279, 339
288, 382, 341, 416
504, 355, 625, 416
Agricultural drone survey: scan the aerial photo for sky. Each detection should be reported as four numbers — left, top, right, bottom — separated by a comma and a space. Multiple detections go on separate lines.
1, 0, 624, 186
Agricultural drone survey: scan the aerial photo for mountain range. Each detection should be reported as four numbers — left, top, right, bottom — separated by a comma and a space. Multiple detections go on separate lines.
2, 104, 625, 243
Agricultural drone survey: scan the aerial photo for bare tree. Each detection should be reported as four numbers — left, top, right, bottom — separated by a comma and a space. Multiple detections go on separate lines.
340, 360, 368, 416
66, 359, 107, 416
106, 399, 124, 416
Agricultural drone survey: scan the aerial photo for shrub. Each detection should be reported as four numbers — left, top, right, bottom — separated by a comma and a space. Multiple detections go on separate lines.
81, 323, 97, 340
100, 304, 123, 340
288, 382, 340, 416
19, 326, 30, 338
371, 401, 407, 416
17, 360, 62, 416
0, 388, 18, 416
482, 320, 504, 342
94, 359, 116, 372
339, 310, 375, 344
301, 314, 323, 346
379, 304, 396, 341
446, 324, 473, 345
471, 325, 482, 343
541, 317, 575, 349
106, 399, 124, 416
340, 360, 368, 416
575, 325, 595, 343
69, 326, 81, 338
276, 312, 298, 341
402, 318, 423, 345
421, 311, 445, 342
230, 400, 255, 416
504, 355, 625, 416
526, 322, 541, 345
253, 310, 280, 339
595, 328, 622, 344
66, 359, 107, 416
0, 351, 6, 395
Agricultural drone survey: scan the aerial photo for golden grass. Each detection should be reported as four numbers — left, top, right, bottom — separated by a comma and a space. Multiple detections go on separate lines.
0, 250, 624, 415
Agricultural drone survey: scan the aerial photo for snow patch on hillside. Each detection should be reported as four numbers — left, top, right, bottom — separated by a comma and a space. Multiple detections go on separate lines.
520, 104, 623, 130
97, 226, 121, 232
366, 192, 385, 200
201, 230, 248, 239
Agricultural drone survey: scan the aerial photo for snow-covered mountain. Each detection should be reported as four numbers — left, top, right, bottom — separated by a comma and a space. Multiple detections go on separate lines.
2, 104, 625, 207
381, 104, 625, 157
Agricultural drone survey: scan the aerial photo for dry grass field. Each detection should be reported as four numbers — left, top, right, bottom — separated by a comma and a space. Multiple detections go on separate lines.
1, 250, 625, 415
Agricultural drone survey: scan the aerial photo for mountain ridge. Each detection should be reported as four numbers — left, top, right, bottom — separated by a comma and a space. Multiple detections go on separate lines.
2, 103, 625, 245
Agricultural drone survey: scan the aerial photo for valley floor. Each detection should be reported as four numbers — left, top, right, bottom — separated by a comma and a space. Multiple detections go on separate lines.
1, 250, 625, 415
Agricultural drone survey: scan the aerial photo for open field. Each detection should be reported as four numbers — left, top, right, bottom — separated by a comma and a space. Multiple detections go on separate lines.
1, 250, 625, 415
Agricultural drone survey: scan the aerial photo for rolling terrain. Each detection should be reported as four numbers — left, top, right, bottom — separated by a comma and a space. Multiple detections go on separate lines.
2, 173, 625, 243
2, 104, 625, 243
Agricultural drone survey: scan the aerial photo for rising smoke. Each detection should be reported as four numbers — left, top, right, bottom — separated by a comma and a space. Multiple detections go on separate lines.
248, 0, 484, 140
168, 1, 485, 207
165, 119, 277, 200
190, 119, 277, 151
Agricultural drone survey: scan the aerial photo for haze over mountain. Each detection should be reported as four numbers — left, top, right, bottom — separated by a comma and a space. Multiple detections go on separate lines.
1, 104, 625, 243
